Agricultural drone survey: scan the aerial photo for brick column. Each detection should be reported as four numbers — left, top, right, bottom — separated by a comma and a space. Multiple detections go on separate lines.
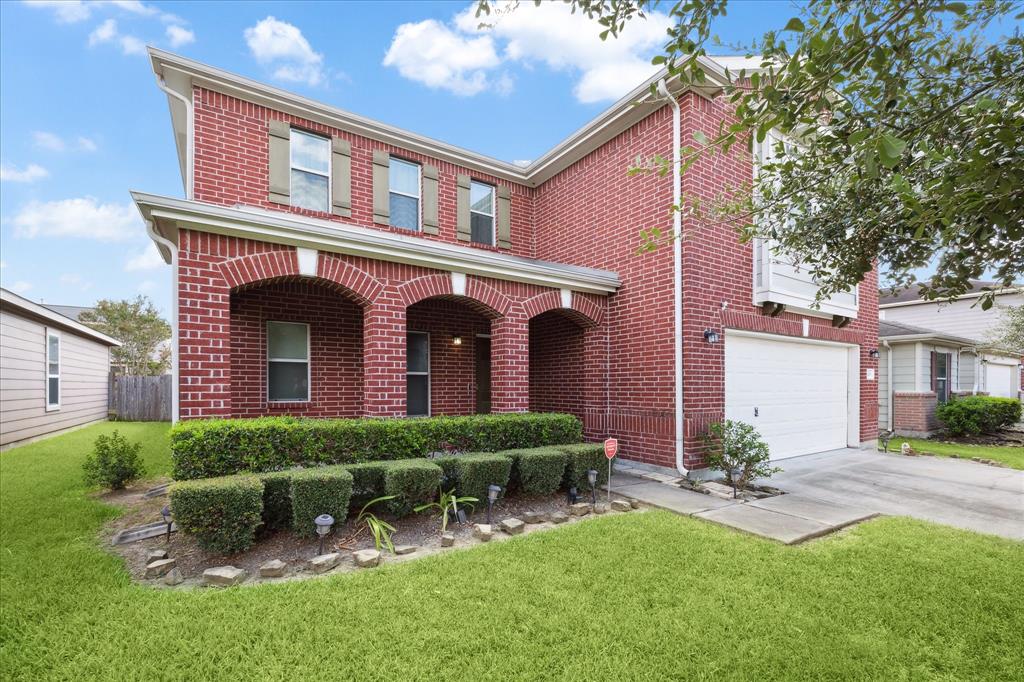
362, 289, 406, 417
491, 306, 529, 412
178, 253, 231, 419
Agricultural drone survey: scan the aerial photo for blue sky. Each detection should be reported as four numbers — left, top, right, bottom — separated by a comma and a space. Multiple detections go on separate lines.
1, 1, 1011, 318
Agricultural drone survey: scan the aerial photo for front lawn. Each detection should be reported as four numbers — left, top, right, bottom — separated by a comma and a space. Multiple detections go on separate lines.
2, 423, 1022, 680
901, 437, 1024, 470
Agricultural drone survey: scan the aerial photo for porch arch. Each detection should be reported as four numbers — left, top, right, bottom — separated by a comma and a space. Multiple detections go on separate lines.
521, 290, 602, 328
217, 250, 384, 306
397, 273, 511, 319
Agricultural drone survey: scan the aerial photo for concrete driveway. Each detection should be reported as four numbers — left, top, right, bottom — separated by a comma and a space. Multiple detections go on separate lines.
771, 448, 1024, 540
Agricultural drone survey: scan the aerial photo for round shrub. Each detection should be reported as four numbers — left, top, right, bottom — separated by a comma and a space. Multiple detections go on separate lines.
936, 395, 1022, 436
169, 475, 264, 554
82, 430, 145, 490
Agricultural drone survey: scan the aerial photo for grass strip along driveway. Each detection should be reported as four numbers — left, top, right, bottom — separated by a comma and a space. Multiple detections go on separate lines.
901, 437, 1024, 470
2, 422, 1022, 680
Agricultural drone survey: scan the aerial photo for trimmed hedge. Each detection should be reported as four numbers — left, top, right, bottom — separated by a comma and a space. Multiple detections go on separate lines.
169, 413, 582, 480
936, 395, 1022, 436
169, 475, 264, 553
345, 462, 389, 509
382, 459, 443, 516
505, 447, 568, 496
290, 467, 354, 538
435, 453, 512, 502
557, 443, 609, 493
257, 471, 294, 531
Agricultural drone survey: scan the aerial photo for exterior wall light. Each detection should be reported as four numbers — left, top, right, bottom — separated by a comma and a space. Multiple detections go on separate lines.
587, 469, 598, 505
161, 505, 173, 543
487, 484, 502, 524
703, 329, 720, 344
868, 349, 880, 359
452, 335, 463, 346
314, 513, 335, 556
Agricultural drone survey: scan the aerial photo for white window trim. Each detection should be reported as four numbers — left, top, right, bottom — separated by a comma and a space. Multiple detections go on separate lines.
45, 328, 61, 412
267, 321, 311, 403
407, 330, 430, 417
289, 129, 331, 213
389, 157, 422, 232
469, 180, 496, 246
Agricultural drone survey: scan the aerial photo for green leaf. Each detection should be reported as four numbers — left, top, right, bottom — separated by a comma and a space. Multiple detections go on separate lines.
783, 17, 805, 32
877, 133, 906, 168
848, 129, 871, 145
693, 130, 709, 145
942, 2, 967, 15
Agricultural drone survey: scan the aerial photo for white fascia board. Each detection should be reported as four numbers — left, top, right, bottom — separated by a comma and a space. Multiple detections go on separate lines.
879, 288, 1024, 309
133, 193, 621, 295
880, 332, 978, 346
0, 289, 121, 347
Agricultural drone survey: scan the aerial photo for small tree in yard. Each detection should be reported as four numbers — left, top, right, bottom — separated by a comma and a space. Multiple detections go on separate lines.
79, 296, 171, 375
703, 420, 780, 492
83, 431, 145, 490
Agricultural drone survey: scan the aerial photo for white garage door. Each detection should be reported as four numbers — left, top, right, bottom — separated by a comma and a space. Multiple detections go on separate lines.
725, 333, 851, 460
985, 362, 1016, 398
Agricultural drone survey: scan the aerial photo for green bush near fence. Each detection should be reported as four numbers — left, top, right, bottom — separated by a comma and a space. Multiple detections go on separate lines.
169, 413, 583, 480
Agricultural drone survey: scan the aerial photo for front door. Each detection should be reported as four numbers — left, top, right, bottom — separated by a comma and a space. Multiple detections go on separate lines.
475, 336, 491, 414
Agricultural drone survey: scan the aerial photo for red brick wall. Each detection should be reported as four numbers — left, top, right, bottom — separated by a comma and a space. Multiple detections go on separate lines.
893, 392, 939, 435
230, 280, 363, 418
192, 88, 536, 259
529, 310, 586, 419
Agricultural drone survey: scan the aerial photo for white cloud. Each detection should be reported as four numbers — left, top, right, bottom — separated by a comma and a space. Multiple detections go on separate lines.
166, 24, 194, 47
8, 281, 33, 294
32, 131, 97, 152
0, 261, 6, 269
58, 273, 93, 290
77, 136, 98, 152
124, 243, 166, 271
244, 16, 325, 87
89, 17, 117, 45
87, 18, 146, 56
137, 279, 156, 293
106, 0, 183, 24
12, 197, 140, 241
383, 1, 670, 103
23, 1, 90, 23
383, 19, 500, 96
0, 163, 49, 183
119, 34, 146, 55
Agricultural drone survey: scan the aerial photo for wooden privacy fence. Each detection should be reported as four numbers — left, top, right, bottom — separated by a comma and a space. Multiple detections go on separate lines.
109, 374, 172, 422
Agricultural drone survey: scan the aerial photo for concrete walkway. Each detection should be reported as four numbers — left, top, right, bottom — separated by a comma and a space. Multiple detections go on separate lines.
608, 472, 875, 544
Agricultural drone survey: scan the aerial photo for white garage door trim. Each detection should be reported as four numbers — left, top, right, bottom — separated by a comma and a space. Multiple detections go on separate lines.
725, 329, 861, 461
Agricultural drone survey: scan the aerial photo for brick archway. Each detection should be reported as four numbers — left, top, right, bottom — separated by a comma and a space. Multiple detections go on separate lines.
521, 290, 602, 328
217, 250, 384, 306
397, 273, 511, 319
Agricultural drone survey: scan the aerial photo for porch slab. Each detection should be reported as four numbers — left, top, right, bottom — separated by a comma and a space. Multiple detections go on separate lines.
605, 474, 734, 515
694, 504, 832, 545
746, 494, 876, 528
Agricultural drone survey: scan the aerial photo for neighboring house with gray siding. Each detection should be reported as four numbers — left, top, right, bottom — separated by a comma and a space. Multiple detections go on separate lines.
0, 288, 120, 448
880, 279, 1024, 345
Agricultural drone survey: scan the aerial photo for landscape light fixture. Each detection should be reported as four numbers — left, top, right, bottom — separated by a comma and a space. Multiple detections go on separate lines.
567, 486, 578, 505
587, 469, 598, 505
703, 329, 720, 344
160, 505, 173, 543
314, 514, 335, 556
487, 484, 502, 524
868, 349, 880, 359
452, 335, 463, 346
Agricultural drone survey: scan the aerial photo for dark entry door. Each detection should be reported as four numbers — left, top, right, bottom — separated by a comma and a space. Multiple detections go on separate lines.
475, 336, 491, 414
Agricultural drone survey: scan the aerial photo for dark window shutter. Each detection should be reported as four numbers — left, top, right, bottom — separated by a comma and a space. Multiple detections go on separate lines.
930, 350, 936, 392
422, 164, 439, 235
268, 120, 291, 204
331, 137, 352, 218
456, 174, 471, 241
372, 150, 390, 225
496, 185, 512, 249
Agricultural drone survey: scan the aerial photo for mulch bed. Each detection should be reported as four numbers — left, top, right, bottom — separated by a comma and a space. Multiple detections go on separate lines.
926, 429, 1024, 447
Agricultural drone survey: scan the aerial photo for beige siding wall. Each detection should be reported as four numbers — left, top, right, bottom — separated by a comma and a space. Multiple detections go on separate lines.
881, 293, 1024, 342
1, 310, 110, 446
891, 344, 917, 392
878, 346, 890, 429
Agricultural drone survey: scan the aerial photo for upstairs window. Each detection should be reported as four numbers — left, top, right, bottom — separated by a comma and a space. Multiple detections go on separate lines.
290, 130, 330, 212
46, 329, 60, 411
267, 321, 310, 402
389, 158, 421, 231
469, 181, 495, 245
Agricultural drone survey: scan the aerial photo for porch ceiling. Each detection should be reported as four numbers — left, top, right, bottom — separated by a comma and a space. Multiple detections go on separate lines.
132, 192, 622, 296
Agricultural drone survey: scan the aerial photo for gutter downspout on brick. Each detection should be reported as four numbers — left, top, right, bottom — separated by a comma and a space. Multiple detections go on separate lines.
146, 221, 179, 424
882, 339, 893, 431
657, 78, 688, 476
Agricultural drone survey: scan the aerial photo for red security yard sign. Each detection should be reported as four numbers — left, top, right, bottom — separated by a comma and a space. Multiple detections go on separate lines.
604, 438, 618, 459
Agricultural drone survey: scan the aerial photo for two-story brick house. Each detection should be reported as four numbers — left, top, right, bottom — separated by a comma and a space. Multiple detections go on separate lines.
134, 48, 878, 472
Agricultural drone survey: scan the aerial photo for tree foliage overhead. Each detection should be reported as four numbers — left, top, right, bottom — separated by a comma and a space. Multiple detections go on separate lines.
79, 296, 171, 376
480, 0, 1024, 308
987, 303, 1024, 352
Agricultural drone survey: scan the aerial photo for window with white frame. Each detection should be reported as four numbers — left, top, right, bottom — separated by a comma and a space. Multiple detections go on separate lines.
389, 158, 421, 231
267, 321, 310, 402
45, 329, 60, 411
469, 181, 495, 245
290, 129, 330, 212
407, 331, 429, 416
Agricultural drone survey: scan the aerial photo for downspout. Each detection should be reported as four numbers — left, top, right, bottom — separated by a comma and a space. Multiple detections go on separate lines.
657, 78, 688, 476
155, 75, 194, 200
146, 221, 179, 424
882, 339, 893, 431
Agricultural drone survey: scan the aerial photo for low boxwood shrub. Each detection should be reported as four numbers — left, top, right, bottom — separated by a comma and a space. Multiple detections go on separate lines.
344, 462, 388, 508
82, 430, 145, 490
382, 459, 442, 516
289, 466, 354, 537
936, 395, 1022, 436
256, 471, 293, 531
169, 413, 582, 480
169, 475, 264, 553
557, 443, 609, 492
505, 447, 568, 495
435, 453, 513, 502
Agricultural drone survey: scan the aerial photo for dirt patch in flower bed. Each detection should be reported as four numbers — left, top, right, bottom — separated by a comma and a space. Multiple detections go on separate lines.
925, 429, 1024, 447
676, 477, 784, 501
103, 482, 642, 589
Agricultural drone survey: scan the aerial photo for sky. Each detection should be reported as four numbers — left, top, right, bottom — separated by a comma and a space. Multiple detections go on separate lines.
0, 1, 1012, 319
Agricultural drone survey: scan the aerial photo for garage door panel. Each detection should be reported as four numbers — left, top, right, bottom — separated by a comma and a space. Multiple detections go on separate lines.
725, 334, 850, 460
985, 363, 1015, 398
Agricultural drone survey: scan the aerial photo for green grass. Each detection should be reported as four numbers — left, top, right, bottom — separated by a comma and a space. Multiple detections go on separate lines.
2, 423, 1023, 681
901, 437, 1024, 470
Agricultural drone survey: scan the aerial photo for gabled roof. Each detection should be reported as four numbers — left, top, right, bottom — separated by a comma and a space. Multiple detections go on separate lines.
41, 303, 94, 322
879, 280, 1023, 307
878, 320, 975, 344
0, 289, 121, 346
